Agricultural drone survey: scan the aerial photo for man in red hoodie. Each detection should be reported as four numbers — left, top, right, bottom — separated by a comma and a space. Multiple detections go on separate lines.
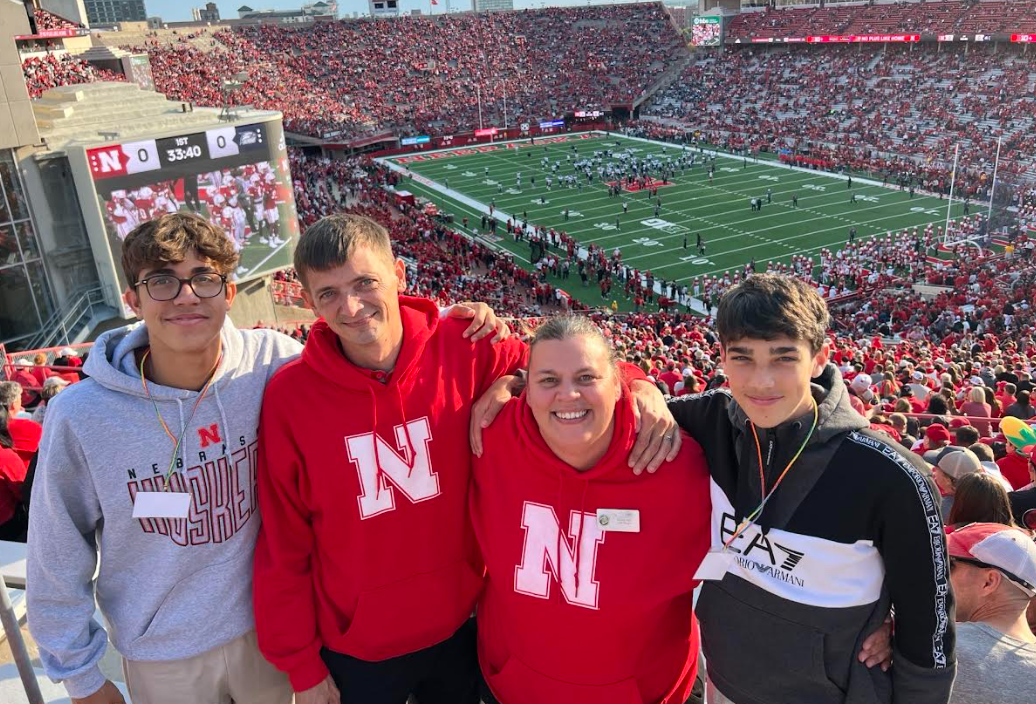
254, 215, 678, 704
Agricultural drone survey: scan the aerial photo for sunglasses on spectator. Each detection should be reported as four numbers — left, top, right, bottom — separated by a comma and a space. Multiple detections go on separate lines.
134, 273, 227, 302
949, 556, 1035, 593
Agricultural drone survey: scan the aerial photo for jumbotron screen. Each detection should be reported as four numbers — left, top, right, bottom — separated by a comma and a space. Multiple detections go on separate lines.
85, 121, 298, 293
691, 17, 722, 47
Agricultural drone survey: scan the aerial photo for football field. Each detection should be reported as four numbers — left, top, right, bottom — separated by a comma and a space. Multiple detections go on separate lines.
379, 132, 980, 311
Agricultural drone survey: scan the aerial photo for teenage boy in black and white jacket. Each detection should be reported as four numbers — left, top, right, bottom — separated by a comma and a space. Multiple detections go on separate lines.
668, 274, 954, 704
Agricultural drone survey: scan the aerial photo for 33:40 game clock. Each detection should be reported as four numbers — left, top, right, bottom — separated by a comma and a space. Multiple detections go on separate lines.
157, 133, 209, 168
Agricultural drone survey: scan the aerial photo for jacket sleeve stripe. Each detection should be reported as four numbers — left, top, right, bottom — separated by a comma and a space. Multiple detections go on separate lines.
845, 431, 951, 669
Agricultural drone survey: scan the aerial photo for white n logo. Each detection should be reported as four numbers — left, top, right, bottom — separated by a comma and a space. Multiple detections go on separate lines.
513, 501, 606, 609
98, 150, 121, 173
345, 417, 439, 519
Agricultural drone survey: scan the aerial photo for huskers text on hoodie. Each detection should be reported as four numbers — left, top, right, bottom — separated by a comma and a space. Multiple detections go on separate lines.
26, 319, 302, 699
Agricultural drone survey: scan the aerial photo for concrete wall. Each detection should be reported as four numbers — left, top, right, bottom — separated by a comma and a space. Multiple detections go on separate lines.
0, 0, 41, 150
42, 0, 90, 26
227, 276, 316, 330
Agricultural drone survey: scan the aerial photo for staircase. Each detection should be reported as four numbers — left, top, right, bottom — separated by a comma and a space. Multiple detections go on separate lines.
21, 288, 117, 352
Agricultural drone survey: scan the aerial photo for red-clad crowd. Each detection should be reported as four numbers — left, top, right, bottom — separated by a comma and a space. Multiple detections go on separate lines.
32, 9, 84, 31
80, 3, 683, 140
726, 0, 1036, 40
642, 42, 1036, 200
20, 53, 124, 99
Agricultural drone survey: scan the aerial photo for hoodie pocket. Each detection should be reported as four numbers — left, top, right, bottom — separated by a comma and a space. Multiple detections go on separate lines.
339, 560, 483, 659
487, 653, 644, 704
130, 550, 253, 650
697, 585, 845, 704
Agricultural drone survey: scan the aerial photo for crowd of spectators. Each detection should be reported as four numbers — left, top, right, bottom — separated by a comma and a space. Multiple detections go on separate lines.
275, 149, 579, 319
115, 3, 684, 139
643, 42, 1036, 200
32, 8, 84, 31
21, 53, 124, 99
726, 0, 1036, 41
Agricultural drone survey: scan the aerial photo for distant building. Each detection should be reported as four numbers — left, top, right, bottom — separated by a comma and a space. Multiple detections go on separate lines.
368, 0, 400, 18
667, 5, 690, 29
191, 2, 220, 21
84, 0, 147, 24
238, 2, 337, 23
472, 0, 514, 11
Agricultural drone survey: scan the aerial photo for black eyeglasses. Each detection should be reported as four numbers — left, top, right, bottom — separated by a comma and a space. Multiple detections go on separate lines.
950, 556, 1035, 593
134, 273, 227, 302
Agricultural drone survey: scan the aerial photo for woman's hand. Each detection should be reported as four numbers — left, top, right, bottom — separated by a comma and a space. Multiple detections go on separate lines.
628, 379, 682, 474
858, 616, 894, 671
470, 374, 525, 457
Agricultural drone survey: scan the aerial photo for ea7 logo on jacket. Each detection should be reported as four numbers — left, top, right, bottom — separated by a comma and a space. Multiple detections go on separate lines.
346, 417, 440, 519
721, 513, 805, 573
514, 502, 606, 609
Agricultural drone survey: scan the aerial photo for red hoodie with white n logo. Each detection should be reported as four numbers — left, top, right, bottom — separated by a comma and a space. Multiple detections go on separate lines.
253, 296, 526, 691
470, 390, 711, 704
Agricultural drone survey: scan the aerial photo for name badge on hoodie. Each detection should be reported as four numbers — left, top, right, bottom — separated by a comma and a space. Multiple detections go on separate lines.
596, 508, 640, 533
133, 491, 192, 519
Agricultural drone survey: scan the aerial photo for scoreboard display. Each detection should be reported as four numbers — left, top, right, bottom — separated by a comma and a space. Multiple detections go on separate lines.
81, 118, 298, 317
87, 123, 270, 181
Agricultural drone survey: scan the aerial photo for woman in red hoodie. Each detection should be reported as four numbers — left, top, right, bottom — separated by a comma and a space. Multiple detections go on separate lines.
470, 316, 711, 704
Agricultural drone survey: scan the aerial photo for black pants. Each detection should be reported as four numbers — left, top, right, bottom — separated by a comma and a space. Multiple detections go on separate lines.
321, 619, 479, 704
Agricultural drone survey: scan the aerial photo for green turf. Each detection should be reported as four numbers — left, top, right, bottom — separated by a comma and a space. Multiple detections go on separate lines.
380, 133, 980, 311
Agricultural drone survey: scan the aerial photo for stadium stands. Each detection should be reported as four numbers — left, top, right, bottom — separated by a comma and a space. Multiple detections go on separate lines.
21, 53, 124, 99
23, 3, 686, 140
726, 1, 1036, 40
643, 42, 1036, 193
32, 8, 84, 31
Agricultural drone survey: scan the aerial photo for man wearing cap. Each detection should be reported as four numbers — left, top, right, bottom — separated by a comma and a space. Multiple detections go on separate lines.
847, 373, 874, 416
915, 422, 952, 456
925, 446, 984, 517
946, 523, 1036, 704
908, 371, 930, 401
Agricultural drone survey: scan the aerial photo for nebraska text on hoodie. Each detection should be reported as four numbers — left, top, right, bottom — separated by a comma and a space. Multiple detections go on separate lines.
668, 365, 955, 704
471, 391, 711, 704
252, 296, 527, 691
26, 319, 302, 699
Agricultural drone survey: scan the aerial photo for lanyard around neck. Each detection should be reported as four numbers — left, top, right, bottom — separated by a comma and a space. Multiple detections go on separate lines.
139, 347, 222, 491
723, 400, 819, 549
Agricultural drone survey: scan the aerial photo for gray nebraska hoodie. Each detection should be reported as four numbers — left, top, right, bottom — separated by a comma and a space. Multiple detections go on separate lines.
27, 319, 302, 698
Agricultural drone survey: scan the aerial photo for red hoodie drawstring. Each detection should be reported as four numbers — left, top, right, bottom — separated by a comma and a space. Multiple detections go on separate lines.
573, 479, 590, 600
396, 384, 417, 477
368, 386, 386, 501
556, 474, 564, 606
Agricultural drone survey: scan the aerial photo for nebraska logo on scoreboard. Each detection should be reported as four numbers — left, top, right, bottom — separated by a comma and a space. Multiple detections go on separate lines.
87, 140, 161, 179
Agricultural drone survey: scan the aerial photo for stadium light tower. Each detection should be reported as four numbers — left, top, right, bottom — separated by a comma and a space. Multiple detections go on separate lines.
943, 143, 960, 246
220, 71, 249, 121
987, 135, 1003, 231
476, 84, 483, 130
